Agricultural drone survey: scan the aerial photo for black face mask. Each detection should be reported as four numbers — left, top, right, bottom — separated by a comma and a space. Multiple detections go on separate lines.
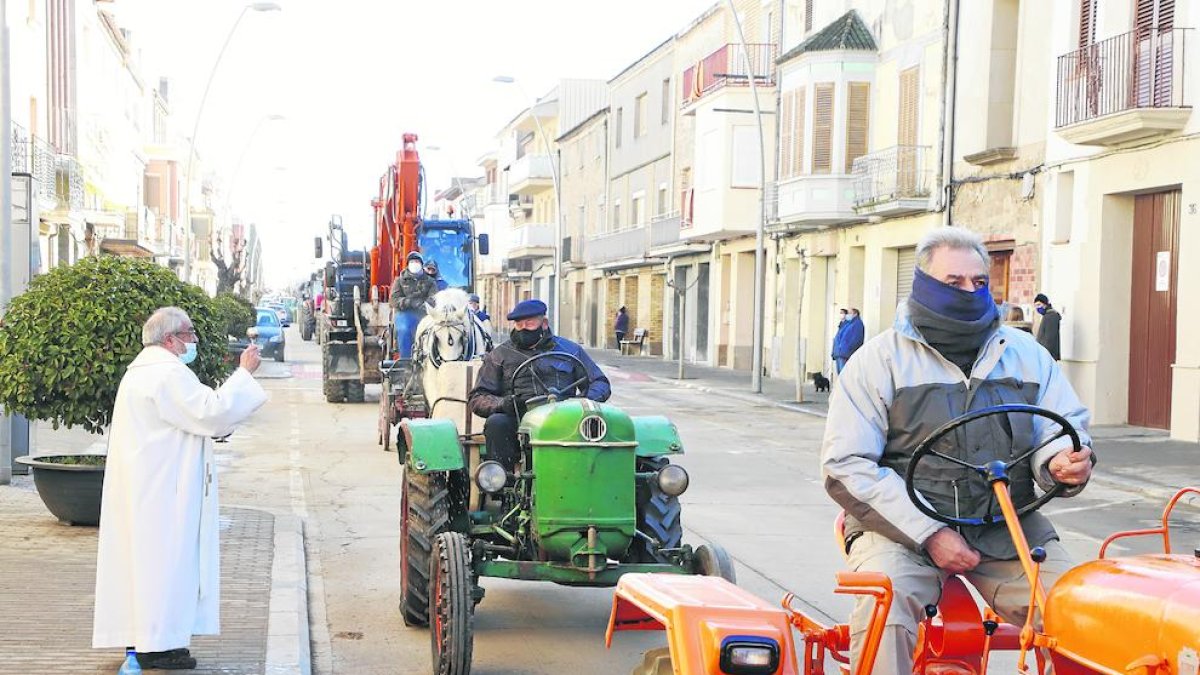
510, 327, 545, 350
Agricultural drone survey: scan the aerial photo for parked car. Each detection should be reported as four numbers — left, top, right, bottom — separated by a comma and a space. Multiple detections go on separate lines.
269, 303, 291, 327
252, 308, 286, 362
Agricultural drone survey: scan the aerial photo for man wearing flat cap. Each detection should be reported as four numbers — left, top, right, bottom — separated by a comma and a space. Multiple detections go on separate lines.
468, 298, 611, 471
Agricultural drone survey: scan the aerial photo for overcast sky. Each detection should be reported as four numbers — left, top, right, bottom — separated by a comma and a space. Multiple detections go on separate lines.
114, 1, 716, 289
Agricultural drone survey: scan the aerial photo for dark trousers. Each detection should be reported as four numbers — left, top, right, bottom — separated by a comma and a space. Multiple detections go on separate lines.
615, 331, 626, 346
483, 413, 521, 470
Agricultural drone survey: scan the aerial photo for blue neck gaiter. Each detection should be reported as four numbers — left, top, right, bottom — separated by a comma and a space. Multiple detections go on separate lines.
910, 267, 995, 322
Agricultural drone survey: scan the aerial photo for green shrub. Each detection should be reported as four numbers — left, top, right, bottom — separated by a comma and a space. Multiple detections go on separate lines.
212, 292, 256, 340
0, 256, 229, 433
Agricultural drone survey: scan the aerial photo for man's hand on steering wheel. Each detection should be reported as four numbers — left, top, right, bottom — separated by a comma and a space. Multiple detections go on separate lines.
510, 352, 592, 417
1048, 446, 1093, 485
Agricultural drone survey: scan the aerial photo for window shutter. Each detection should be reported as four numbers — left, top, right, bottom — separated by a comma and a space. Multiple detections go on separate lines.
794, 88, 806, 176
779, 90, 794, 178
898, 68, 918, 147
812, 83, 834, 174
845, 82, 870, 174
805, 0, 813, 33
1079, 0, 1097, 47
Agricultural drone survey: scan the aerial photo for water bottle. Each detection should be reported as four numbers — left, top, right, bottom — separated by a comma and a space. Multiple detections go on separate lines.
118, 649, 142, 674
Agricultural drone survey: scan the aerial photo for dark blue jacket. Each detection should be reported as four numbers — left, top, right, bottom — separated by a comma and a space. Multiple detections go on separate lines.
615, 311, 629, 333
832, 316, 865, 359
468, 334, 612, 417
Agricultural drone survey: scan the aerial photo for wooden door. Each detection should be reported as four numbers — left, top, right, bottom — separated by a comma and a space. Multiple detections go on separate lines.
1128, 190, 1180, 429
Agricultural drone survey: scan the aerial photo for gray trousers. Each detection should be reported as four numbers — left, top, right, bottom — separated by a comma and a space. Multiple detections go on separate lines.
846, 531, 1073, 675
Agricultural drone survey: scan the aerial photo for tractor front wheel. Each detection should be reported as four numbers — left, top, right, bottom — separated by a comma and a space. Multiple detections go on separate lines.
629, 457, 683, 563
430, 532, 474, 675
400, 469, 450, 626
694, 543, 737, 583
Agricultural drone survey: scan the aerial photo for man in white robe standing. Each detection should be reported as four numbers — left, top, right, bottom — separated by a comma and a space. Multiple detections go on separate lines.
92, 306, 269, 670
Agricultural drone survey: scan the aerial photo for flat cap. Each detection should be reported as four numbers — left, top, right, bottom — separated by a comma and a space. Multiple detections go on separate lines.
506, 299, 547, 321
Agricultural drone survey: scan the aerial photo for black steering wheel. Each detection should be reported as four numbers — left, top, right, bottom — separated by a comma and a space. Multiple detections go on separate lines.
905, 404, 1083, 528
509, 351, 591, 417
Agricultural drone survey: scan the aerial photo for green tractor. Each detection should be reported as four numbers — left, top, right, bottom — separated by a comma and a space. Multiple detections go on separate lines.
398, 352, 734, 674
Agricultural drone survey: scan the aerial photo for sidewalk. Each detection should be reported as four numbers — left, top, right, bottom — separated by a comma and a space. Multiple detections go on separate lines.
0, 424, 310, 675
596, 351, 1200, 502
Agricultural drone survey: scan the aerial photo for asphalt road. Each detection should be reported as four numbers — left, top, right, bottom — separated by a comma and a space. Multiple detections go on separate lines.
217, 326, 1198, 674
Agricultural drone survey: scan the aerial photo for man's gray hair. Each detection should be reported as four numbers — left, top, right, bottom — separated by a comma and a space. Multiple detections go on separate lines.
915, 226, 990, 272
142, 307, 192, 346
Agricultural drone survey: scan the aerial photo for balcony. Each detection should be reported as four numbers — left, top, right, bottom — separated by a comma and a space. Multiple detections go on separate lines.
55, 155, 85, 212
1055, 28, 1192, 146
682, 43, 776, 109
10, 123, 60, 207
507, 222, 555, 261
770, 175, 865, 232
851, 146, 932, 217
585, 227, 651, 266
508, 153, 555, 196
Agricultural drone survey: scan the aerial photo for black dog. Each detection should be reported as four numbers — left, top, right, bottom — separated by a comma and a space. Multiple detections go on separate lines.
812, 372, 831, 393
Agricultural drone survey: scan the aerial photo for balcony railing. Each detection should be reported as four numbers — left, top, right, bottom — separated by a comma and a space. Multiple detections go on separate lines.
650, 213, 681, 248
56, 155, 85, 211
1056, 27, 1191, 127
10, 123, 60, 205
682, 43, 777, 106
585, 227, 650, 264
851, 145, 932, 210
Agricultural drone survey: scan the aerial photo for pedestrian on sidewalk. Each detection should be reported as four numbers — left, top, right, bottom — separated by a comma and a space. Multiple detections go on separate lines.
92, 307, 269, 671
831, 308, 865, 373
614, 306, 629, 347
1034, 293, 1061, 360
821, 227, 1094, 674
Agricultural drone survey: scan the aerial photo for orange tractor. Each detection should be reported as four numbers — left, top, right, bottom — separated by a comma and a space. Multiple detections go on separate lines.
607, 404, 1200, 675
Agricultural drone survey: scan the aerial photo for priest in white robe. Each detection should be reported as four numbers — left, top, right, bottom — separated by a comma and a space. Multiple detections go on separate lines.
92, 306, 268, 670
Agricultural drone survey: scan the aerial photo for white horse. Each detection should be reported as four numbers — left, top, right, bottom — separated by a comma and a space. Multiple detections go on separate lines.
412, 288, 493, 420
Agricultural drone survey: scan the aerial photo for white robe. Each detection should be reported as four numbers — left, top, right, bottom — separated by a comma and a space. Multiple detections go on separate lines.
92, 346, 269, 651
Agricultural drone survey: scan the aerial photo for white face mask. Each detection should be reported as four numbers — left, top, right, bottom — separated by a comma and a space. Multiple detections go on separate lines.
408, 262, 423, 274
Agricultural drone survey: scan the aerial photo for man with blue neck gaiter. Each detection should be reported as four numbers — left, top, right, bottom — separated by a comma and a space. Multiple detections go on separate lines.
820, 227, 1095, 674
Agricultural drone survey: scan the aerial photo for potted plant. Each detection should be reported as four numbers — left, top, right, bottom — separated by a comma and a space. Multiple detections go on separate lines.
0, 256, 231, 525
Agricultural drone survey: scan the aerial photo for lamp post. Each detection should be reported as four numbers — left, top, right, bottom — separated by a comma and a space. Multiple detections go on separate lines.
493, 75, 563, 334
725, 0, 768, 394
181, 1, 281, 285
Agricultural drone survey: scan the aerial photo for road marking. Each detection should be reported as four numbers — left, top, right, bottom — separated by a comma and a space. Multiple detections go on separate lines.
1041, 498, 1132, 517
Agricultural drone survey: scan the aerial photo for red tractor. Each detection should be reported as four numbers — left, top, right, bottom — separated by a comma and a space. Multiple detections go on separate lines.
607, 405, 1200, 675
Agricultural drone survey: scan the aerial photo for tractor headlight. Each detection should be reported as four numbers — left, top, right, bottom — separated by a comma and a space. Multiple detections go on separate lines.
656, 464, 689, 497
474, 461, 508, 493
719, 636, 780, 675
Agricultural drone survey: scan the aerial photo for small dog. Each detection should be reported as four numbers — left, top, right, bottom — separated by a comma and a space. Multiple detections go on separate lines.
812, 371, 831, 393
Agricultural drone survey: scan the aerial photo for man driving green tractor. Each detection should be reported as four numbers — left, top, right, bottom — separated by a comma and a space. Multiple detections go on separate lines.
468, 299, 611, 472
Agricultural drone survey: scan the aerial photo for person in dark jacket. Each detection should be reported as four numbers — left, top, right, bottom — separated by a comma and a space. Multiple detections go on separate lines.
821, 227, 1093, 673
390, 251, 437, 358
1034, 293, 1061, 360
831, 308, 865, 373
614, 306, 629, 346
424, 259, 449, 291
468, 299, 611, 471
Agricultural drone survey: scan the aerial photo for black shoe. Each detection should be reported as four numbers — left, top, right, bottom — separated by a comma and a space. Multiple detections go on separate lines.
135, 649, 197, 670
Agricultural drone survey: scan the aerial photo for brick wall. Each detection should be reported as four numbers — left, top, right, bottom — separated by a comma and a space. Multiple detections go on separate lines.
649, 272, 665, 354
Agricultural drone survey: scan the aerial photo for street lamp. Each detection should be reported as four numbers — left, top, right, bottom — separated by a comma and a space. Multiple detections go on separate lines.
725, 0, 768, 394
181, 1, 282, 285
493, 75, 563, 334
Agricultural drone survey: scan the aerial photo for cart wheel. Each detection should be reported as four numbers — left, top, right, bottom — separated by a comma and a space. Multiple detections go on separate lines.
694, 543, 736, 584
430, 532, 474, 675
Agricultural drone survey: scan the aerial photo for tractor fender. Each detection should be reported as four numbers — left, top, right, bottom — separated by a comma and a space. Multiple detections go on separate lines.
402, 418, 464, 472
632, 416, 684, 458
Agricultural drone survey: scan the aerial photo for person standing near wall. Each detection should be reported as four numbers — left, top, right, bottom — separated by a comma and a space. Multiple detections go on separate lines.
614, 306, 629, 347
832, 308, 865, 373
1034, 293, 1061, 360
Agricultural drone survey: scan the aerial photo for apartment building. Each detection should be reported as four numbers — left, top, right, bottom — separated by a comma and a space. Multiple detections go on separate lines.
558, 108, 608, 346
1038, 0, 1199, 440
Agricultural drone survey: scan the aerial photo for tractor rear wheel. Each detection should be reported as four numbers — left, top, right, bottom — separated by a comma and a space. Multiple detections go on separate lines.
400, 469, 450, 626
429, 532, 474, 675
694, 543, 737, 583
323, 377, 346, 403
629, 457, 683, 563
345, 381, 365, 403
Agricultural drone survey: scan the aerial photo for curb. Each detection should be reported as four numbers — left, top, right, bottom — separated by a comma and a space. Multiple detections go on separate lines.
266, 514, 311, 675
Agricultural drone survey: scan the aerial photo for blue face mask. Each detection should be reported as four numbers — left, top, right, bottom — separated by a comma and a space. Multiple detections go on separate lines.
180, 342, 198, 365
1036, 306, 1047, 316
910, 267, 996, 322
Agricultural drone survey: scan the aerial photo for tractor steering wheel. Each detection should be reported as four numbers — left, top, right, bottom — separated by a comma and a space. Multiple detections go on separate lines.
510, 351, 591, 417
905, 404, 1083, 528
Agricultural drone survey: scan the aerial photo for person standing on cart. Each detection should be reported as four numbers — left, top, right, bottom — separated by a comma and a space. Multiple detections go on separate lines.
468, 299, 611, 471
390, 251, 437, 358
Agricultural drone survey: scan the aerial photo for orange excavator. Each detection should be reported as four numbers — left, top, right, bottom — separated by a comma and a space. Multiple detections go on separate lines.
314, 133, 488, 407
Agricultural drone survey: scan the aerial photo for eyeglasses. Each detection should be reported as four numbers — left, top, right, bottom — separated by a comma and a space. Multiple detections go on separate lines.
174, 328, 198, 338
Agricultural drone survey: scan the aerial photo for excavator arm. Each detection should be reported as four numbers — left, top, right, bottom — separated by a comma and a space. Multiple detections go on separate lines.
371, 132, 422, 302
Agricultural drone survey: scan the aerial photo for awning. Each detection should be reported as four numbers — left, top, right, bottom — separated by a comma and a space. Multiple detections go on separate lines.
99, 238, 155, 258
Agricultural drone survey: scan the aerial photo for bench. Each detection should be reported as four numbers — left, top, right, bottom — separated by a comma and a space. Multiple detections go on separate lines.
620, 328, 648, 355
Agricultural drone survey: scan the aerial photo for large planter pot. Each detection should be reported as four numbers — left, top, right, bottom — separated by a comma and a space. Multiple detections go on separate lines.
14, 454, 105, 526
